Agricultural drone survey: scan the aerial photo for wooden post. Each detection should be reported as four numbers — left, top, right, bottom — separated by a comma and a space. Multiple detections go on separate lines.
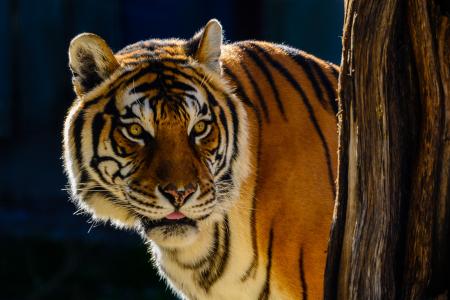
324, 0, 450, 299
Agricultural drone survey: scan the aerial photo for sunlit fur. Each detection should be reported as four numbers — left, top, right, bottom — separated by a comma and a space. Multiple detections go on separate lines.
63, 19, 338, 300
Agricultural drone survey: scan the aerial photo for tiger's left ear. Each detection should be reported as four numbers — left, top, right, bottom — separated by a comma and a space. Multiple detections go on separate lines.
191, 19, 223, 73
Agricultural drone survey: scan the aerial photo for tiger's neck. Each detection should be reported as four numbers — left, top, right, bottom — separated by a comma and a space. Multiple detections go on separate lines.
149, 149, 262, 299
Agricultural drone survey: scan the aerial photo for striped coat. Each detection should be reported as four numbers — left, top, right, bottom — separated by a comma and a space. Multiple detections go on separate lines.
63, 19, 338, 300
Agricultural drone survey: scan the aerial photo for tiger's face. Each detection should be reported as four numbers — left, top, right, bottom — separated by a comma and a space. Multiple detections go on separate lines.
64, 20, 249, 248
100, 75, 225, 247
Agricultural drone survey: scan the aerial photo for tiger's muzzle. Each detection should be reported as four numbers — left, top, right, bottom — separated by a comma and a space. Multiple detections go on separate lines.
158, 182, 197, 208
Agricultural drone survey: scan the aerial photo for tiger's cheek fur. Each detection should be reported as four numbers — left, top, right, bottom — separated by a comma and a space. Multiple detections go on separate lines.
63, 101, 137, 229
86, 193, 139, 227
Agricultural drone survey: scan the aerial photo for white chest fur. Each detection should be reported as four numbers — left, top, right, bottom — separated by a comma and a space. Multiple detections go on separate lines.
150, 211, 267, 300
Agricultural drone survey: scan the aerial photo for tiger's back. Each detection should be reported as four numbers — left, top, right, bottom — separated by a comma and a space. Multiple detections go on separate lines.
220, 42, 338, 299
63, 19, 338, 300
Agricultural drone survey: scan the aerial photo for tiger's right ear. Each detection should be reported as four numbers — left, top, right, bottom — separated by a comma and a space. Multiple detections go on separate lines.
68, 33, 119, 96
187, 19, 223, 73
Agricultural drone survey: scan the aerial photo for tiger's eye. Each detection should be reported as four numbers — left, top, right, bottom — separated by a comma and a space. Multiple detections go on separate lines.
193, 121, 207, 135
128, 123, 143, 137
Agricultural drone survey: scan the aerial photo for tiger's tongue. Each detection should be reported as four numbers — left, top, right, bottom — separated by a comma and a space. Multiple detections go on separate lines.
166, 212, 186, 220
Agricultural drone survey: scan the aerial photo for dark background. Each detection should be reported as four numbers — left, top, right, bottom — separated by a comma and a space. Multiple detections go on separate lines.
0, 0, 343, 299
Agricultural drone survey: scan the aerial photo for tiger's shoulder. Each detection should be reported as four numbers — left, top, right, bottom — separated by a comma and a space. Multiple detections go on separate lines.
220, 40, 339, 118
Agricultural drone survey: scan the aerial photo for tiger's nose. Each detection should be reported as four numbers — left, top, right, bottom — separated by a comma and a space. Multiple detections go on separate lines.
159, 183, 197, 207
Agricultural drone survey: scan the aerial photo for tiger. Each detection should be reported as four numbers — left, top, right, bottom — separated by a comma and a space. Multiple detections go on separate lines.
63, 19, 338, 300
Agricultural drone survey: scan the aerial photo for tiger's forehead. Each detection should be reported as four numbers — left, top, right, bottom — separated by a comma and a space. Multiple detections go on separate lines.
113, 66, 211, 136
115, 63, 208, 113
115, 39, 189, 66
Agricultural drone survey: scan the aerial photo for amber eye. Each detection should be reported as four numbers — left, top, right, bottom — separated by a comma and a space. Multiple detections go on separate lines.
127, 123, 143, 137
193, 121, 207, 135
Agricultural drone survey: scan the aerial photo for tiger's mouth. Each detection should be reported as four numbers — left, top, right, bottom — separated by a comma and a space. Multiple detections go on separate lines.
140, 216, 197, 231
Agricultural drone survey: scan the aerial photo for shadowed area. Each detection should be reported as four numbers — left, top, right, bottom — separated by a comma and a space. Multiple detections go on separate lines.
0, 0, 342, 298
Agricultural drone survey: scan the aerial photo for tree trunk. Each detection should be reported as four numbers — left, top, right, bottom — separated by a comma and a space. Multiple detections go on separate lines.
324, 0, 450, 299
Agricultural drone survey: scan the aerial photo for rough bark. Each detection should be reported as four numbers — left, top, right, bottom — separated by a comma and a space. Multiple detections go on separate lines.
324, 0, 450, 299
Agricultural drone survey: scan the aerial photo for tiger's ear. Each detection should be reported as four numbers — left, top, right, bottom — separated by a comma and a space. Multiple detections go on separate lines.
191, 19, 223, 73
68, 33, 119, 96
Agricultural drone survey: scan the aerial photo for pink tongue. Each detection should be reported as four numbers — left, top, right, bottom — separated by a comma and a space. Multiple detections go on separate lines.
166, 211, 186, 220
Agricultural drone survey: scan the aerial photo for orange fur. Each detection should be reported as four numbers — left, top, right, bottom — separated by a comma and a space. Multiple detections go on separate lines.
222, 42, 338, 298
63, 20, 338, 300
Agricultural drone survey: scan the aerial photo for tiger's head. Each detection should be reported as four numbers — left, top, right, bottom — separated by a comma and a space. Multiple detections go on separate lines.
63, 19, 250, 248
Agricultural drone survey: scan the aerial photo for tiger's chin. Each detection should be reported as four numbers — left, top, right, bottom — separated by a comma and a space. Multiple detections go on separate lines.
142, 218, 200, 249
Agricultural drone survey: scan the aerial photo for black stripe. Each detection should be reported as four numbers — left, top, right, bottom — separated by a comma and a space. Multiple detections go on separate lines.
91, 112, 104, 161
206, 91, 229, 177
191, 195, 215, 209
117, 41, 147, 54
83, 95, 103, 109
119, 65, 153, 85
251, 43, 336, 198
174, 223, 220, 270
89, 113, 120, 185
223, 66, 262, 131
241, 63, 270, 122
121, 56, 190, 67
130, 81, 158, 94
118, 64, 162, 92
197, 215, 230, 291
169, 67, 223, 97
224, 68, 255, 112
120, 98, 146, 119
141, 63, 220, 98
84, 61, 200, 110
238, 44, 287, 120
72, 108, 85, 174
128, 185, 157, 201
328, 63, 339, 79
309, 61, 339, 115
200, 82, 237, 180
99, 68, 148, 98
213, 216, 230, 280
140, 63, 194, 85
223, 66, 262, 282
90, 157, 122, 186
224, 95, 240, 162
217, 172, 232, 189
240, 193, 259, 282
127, 195, 165, 214
195, 187, 214, 201
108, 118, 130, 159
118, 40, 179, 54
166, 80, 196, 92
283, 47, 330, 112
299, 247, 308, 300
114, 159, 141, 180
70, 107, 91, 191
258, 227, 274, 300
